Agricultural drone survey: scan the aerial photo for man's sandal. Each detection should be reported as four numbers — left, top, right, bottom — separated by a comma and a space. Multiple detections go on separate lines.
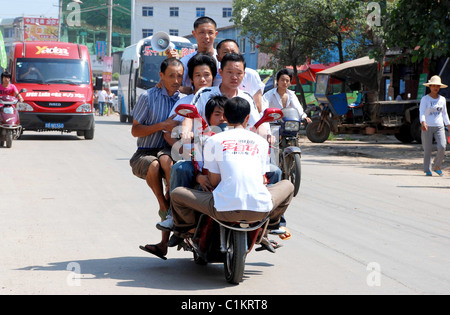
139, 244, 167, 260
279, 227, 292, 240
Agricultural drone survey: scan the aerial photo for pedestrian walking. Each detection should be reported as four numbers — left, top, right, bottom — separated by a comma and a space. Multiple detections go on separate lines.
419, 75, 450, 176
98, 86, 108, 116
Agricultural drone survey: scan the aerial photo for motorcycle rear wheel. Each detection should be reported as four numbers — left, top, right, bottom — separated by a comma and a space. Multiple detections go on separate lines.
224, 230, 247, 284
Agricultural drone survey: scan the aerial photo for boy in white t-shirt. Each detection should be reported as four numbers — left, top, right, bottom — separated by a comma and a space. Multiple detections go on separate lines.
170, 97, 294, 238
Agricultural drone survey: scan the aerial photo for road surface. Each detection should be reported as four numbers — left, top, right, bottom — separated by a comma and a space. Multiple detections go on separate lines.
1, 115, 449, 295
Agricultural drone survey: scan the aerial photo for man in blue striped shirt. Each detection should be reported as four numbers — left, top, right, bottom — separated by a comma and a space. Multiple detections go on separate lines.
130, 58, 184, 260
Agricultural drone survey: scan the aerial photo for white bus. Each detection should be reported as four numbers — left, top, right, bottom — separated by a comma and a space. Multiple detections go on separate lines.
118, 35, 196, 123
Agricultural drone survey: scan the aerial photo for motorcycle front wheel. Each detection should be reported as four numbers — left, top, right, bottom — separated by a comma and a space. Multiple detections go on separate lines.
6, 130, 13, 148
284, 153, 301, 196
224, 230, 247, 285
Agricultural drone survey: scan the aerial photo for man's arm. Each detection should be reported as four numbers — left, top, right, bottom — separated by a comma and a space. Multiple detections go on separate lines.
131, 114, 178, 138
252, 89, 263, 113
207, 171, 221, 189
163, 125, 180, 147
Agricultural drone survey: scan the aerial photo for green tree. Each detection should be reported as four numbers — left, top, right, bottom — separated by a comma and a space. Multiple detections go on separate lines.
311, 0, 371, 64
233, 0, 373, 106
233, 0, 315, 106
386, 0, 450, 63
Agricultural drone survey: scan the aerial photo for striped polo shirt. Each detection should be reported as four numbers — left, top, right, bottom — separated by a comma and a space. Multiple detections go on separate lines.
132, 86, 184, 149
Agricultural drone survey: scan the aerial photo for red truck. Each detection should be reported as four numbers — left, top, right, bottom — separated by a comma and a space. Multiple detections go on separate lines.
9, 41, 101, 139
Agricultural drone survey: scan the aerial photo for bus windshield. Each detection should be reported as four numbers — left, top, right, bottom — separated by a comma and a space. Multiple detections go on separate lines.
138, 41, 196, 89
15, 58, 91, 85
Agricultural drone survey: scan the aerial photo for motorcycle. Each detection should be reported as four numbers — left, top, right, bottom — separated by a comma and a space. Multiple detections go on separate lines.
270, 107, 303, 197
0, 90, 26, 148
174, 104, 283, 284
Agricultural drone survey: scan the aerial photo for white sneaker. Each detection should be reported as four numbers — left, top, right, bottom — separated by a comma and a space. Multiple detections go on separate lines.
156, 216, 173, 232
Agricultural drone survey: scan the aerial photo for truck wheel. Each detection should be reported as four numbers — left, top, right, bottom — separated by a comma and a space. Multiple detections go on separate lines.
411, 118, 422, 144
306, 120, 330, 143
84, 127, 95, 140
395, 124, 414, 143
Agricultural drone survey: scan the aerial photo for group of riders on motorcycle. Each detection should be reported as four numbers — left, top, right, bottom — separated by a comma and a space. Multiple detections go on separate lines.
130, 17, 308, 262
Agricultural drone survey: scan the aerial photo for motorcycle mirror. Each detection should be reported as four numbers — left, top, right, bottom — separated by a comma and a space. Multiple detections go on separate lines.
254, 108, 283, 129
175, 104, 209, 130
175, 104, 199, 119
19, 88, 27, 94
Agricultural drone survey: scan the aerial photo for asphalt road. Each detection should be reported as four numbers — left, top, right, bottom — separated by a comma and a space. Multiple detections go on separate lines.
1, 115, 449, 295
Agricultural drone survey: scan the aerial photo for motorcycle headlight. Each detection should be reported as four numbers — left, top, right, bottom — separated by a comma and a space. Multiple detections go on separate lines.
2, 107, 15, 114
285, 121, 300, 131
17, 102, 34, 112
76, 103, 92, 113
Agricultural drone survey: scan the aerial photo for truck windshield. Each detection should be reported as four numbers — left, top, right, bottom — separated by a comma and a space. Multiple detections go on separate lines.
15, 58, 90, 85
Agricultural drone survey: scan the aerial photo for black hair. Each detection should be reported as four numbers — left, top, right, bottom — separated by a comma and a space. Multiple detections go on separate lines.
1, 71, 12, 80
194, 16, 217, 29
205, 95, 227, 124
223, 97, 250, 124
276, 68, 293, 82
160, 58, 183, 74
216, 39, 239, 52
220, 53, 246, 70
187, 53, 217, 82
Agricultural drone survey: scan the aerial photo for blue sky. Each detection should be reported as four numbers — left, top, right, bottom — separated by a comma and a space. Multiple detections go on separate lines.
1, 0, 59, 19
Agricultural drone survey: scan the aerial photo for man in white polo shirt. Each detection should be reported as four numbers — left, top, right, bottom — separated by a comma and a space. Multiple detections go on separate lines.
180, 53, 266, 140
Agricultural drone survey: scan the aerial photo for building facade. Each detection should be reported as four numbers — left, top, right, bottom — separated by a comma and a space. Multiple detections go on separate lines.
131, 0, 234, 44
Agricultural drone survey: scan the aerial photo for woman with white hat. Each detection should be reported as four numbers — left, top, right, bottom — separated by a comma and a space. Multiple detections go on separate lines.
419, 75, 450, 176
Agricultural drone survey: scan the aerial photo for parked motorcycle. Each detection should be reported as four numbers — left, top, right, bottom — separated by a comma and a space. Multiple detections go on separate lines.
174, 104, 283, 284
271, 107, 303, 196
0, 90, 26, 148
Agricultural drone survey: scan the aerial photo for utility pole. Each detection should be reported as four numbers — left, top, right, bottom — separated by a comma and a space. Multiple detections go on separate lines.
58, 0, 63, 40
107, 0, 113, 58
105, 0, 113, 88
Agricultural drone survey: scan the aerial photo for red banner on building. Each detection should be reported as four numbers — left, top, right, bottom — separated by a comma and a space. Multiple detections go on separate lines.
23, 17, 59, 42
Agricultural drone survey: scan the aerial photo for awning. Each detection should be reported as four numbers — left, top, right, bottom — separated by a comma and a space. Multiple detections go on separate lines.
287, 62, 339, 84
318, 56, 379, 90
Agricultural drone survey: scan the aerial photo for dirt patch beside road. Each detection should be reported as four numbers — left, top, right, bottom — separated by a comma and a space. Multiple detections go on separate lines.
298, 134, 450, 174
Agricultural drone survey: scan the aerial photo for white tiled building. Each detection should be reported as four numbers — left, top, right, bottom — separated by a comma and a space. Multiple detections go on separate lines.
131, 0, 234, 44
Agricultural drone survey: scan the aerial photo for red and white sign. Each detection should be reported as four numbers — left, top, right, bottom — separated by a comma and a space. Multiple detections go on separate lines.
102, 56, 113, 83
23, 17, 59, 42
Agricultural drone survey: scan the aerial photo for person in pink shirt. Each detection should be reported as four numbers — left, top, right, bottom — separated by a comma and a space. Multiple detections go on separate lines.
0, 72, 23, 102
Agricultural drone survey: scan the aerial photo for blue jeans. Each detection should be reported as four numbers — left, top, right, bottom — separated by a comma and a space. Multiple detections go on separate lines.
170, 160, 196, 193
98, 101, 105, 116
168, 161, 196, 216
168, 161, 284, 218
267, 164, 282, 186
170, 161, 282, 191
266, 164, 286, 226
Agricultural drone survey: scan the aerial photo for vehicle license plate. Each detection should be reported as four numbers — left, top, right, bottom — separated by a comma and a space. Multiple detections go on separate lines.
45, 123, 64, 129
